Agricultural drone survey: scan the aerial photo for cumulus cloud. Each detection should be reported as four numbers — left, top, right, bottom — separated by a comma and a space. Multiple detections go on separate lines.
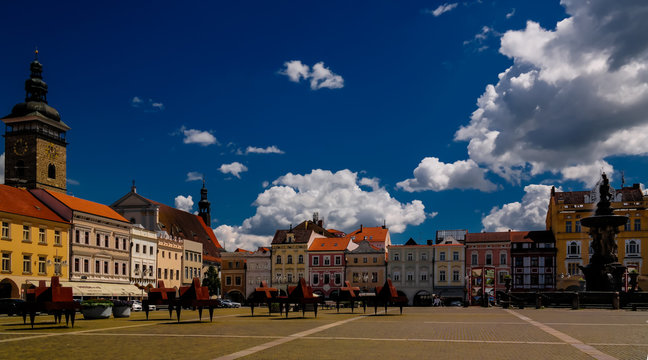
245, 146, 285, 155
131, 96, 164, 111
180, 126, 218, 146
397, 157, 497, 192
186, 171, 203, 182
280, 61, 344, 90
482, 184, 560, 232
0, 153, 4, 184
219, 162, 248, 179
174, 195, 194, 213
426, 3, 458, 17
214, 169, 428, 250
213, 225, 273, 252
454, 0, 648, 186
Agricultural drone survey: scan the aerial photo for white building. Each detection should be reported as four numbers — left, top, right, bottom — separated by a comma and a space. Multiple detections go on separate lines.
130, 225, 157, 287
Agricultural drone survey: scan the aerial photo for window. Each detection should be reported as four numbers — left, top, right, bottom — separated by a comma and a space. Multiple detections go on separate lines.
531, 257, 539, 267
393, 253, 400, 261
54, 257, 62, 275
85, 232, 89, 245
176, 270, 179, 280
421, 272, 428, 281
226, 276, 232, 285
515, 257, 523, 267
353, 258, 358, 264
313, 256, 319, 266
38, 228, 46, 243
453, 252, 459, 261
96, 234, 101, 246
335, 256, 341, 265
530, 274, 539, 285
485, 254, 492, 265
48, 164, 56, 179
123, 239, 127, 250
500, 253, 506, 265
372, 272, 378, 282
421, 252, 428, 261
565, 221, 572, 233
324, 256, 330, 265
373, 257, 377, 263
393, 272, 400, 281
575, 221, 581, 233
54, 230, 61, 245
471, 253, 478, 264
23, 255, 32, 273
453, 270, 460, 282
38, 256, 46, 274
439, 270, 446, 282
324, 274, 330, 284
363, 257, 368, 263
499, 271, 508, 284
115, 262, 119, 275
95, 260, 100, 273
104, 261, 109, 274
150, 246, 154, 255
170, 269, 174, 280
135, 263, 140, 275
298, 255, 304, 264
312, 273, 319, 285
287, 273, 293, 283
136, 244, 140, 253
83, 259, 89, 273
142, 245, 147, 255
22, 225, 30, 242
406, 272, 414, 281
407, 253, 413, 261
567, 263, 580, 275
287, 255, 293, 264
235, 277, 241, 286
2, 253, 11, 272
335, 273, 341, 285
626, 240, 640, 256
625, 219, 631, 231
1, 222, 9, 239
634, 219, 641, 231
353, 272, 359, 282
439, 252, 446, 261
185, 266, 190, 279
158, 268, 161, 278
567, 241, 581, 256
276, 255, 282, 264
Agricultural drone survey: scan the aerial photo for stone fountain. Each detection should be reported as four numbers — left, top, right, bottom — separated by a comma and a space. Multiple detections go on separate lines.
580, 173, 627, 291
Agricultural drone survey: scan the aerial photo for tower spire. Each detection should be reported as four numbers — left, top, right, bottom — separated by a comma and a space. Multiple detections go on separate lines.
198, 177, 211, 225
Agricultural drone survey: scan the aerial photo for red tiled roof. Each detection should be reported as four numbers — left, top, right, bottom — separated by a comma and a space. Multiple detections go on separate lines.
465, 232, 511, 243
235, 248, 253, 253
554, 184, 644, 204
308, 237, 352, 251
0, 185, 67, 224
510, 230, 555, 243
347, 226, 388, 243
272, 220, 334, 245
148, 199, 223, 257
45, 189, 128, 222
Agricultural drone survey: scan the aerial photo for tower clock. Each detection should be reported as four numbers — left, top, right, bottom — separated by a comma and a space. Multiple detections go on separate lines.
2, 52, 70, 193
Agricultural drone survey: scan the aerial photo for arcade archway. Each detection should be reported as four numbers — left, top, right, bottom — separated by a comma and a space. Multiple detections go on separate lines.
0, 278, 19, 298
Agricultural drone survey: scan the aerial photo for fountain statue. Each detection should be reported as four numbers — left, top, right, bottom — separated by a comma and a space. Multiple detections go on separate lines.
579, 173, 627, 291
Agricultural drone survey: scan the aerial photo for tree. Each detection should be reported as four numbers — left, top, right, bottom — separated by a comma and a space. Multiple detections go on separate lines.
202, 265, 220, 297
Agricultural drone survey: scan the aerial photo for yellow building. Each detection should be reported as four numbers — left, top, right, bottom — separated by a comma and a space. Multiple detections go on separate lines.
0, 185, 70, 298
271, 219, 334, 293
547, 183, 648, 290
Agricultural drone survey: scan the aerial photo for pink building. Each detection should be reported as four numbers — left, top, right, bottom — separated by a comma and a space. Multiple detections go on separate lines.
308, 237, 357, 297
465, 231, 512, 297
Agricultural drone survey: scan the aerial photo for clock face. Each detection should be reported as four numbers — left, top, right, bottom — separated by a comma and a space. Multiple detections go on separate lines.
13, 138, 28, 156
46, 144, 58, 159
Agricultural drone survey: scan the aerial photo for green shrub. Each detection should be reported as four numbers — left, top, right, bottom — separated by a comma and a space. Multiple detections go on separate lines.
81, 299, 114, 307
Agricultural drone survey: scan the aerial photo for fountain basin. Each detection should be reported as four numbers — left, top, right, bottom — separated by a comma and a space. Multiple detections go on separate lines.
580, 215, 627, 228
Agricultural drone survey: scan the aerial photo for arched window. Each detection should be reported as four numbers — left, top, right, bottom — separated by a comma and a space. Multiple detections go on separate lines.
298, 254, 304, 264
276, 255, 281, 264
16, 160, 25, 178
287, 255, 293, 264
626, 240, 639, 255
568, 241, 580, 255
48, 164, 56, 179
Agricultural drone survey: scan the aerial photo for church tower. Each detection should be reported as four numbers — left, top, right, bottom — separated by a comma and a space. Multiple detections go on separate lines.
2, 52, 70, 193
198, 179, 211, 226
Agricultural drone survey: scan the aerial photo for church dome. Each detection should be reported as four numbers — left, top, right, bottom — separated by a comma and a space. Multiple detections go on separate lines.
9, 101, 61, 122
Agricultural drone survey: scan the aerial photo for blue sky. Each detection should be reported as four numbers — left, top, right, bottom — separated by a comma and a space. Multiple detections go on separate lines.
3, 1, 648, 250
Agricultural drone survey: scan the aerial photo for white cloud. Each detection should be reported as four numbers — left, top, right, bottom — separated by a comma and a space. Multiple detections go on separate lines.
213, 225, 273, 252
560, 160, 614, 188
219, 162, 248, 179
186, 171, 203, 182
66, 178, 80, 186
453, 0, 648, 186
181, 126, 218, 146
427, 3, 458, 17
262, 181, 270, 188
131, 96, 164, 111
245, 146, 285, 155
0, 153, 4, 184
506, 8, 515, 19
280, 61, 344, 90
397, 157, 497, 192
215, 169, 427, 249
174, 195, 194, 213
482, 184, 560, 232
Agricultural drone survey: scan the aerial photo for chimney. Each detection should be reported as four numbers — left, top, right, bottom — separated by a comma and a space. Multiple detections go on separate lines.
317, 219, 323, 227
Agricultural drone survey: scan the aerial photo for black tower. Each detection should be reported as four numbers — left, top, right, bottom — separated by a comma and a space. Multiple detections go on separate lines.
198, 179, 211, 226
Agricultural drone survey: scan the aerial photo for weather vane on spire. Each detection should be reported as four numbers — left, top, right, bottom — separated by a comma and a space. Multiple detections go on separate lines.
34, 47, 39, 60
